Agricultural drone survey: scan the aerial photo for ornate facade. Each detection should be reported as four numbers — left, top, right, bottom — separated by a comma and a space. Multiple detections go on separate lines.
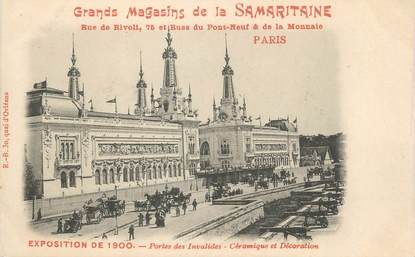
199, 36, 300, 178
26, 31, 200, 198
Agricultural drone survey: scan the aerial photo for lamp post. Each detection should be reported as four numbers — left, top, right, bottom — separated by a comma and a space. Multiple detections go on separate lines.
114, 185, 118, 235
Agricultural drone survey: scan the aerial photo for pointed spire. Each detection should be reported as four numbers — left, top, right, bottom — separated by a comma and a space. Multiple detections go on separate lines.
188, 83, 192, 98
166, 27, 173, 46
71, 33, 77, 66
243, 96, 246, 105
139, 50, 144, 79
224, 33, 230, 65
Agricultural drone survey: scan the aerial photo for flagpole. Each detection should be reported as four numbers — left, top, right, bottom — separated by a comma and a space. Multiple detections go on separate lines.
115, 97, 118, 114
82, 83, 85, 110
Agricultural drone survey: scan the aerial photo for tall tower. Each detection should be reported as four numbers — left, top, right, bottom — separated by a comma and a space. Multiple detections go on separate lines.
135, 51, 147, 115
162, 28, 178, 89
158, 29, 182, 117
218, 34, 238, 121
67, 33, 81, 101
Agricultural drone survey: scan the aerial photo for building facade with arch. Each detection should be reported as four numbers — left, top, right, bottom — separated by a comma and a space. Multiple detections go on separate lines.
26, 31, 200, 199
199, 37, 300, 182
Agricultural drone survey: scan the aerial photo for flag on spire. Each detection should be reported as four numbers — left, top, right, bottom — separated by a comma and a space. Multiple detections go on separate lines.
106, 97, 117, 113
106, 98, 116, 103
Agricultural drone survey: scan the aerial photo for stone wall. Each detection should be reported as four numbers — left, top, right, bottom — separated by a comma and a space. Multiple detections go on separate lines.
175, 183, 307, 241
175, 200, 264, 241
25, 178, 206, 220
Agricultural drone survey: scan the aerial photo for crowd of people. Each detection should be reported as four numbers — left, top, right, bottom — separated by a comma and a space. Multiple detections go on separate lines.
53, 167, 316, 238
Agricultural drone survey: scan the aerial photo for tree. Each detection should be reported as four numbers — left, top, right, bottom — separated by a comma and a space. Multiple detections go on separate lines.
300, 133, 345, 162
24, 161, 38, 200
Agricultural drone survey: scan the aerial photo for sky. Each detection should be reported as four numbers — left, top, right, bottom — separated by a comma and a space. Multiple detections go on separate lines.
25, 9, 342, 135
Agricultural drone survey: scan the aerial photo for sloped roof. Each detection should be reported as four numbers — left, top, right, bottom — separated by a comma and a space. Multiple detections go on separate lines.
301, 146, 332, 161
264, 119, 297, 132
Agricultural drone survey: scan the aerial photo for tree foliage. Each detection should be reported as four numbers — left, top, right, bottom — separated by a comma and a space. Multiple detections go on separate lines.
300, 133, 345, 162
24, 161, 38, 200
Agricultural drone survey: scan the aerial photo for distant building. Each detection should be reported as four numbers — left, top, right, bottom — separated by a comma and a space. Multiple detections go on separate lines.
300, 146, 333, 166
199, 36, 300, 184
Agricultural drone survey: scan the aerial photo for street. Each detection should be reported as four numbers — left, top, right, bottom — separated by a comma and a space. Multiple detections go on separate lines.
30, 166, 316, 241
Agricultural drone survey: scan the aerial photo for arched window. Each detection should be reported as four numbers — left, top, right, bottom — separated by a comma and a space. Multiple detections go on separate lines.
178, 163, 181, 176
148, 167, 152, 180
129, 167, 134, 181
60, 143, 65, 159
65, 143, 70, 160
102, 169, 108, 184
109, 169, 115, 184
173, 165, 177, 177
163, 163, 167, 177
61, 172, 67, 188
135, 166, 140, 181
188, 136, 195, 155
95, 169, 101, 185
221, 140, 230, 154
116, 168, 121, 182
70, 143, 74, 159
69, 171, 76, 187
123, 167, 128, 182
168, 165, 172, 177
200, 142, 210, 155
153, 166, 157, 179
190, 163, 196, 175
158, 166, 162, 179
163, 100, 169, 112
142, 165, 146, 180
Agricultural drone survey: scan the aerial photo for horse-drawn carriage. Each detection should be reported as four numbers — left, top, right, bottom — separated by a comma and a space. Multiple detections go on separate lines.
134, 200, 150, 212
94, 198, 125, 217
64, 216, 82, 233
84, 205, 103, 224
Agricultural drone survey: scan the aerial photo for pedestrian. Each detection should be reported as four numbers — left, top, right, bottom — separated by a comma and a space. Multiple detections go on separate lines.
284, 231, 288, 240
138, 212, 144, 227
101, 233, 108, 239
175, 206, 180, 216
182, 202, 187, 215
205, 192, 209, 202
57, 218, 63, 233
145, 212, 151, 226
128, 224, 135, 240
192, 199, 197, 211
37, 208, 42, 221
